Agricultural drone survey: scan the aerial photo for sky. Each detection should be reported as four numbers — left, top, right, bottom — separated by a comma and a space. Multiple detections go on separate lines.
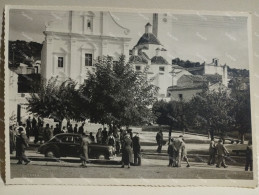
9, 9, 250, 69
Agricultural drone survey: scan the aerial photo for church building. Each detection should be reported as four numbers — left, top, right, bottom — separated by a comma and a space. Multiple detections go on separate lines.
129, 22, 173, 98
41, 11, 131, 84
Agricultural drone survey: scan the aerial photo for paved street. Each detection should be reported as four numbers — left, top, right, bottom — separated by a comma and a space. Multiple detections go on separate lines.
9, 129, 252, 180
10, 156, 253, 179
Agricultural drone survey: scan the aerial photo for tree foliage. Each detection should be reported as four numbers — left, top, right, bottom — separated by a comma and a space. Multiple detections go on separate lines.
80, 55, 158, 128
186, 90, 236, 137
27, 77, 86, 124
229, 78, 251, 140
152, 100, 181, 127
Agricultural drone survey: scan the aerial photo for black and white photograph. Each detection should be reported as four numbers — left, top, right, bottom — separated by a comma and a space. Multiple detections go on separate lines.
4, 6, 257, 186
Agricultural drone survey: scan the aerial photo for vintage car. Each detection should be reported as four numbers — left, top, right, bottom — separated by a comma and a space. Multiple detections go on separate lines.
38, 133, 115, 160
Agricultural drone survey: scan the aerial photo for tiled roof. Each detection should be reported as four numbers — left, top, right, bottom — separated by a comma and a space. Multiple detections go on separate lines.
136, 33, 161, 47
202, 74, 222, 84
183, 75, 205, 82
151, 56, 169, 65
168, 83, 205, 91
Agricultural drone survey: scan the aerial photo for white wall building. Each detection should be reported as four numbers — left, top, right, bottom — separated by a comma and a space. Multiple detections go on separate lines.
41, 11, 131, 84
204, 58, 228, 87
129, 22, 191, 98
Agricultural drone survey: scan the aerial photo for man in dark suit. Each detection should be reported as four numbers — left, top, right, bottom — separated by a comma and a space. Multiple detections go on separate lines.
78, 123, 85, 135
132, 133, 141, 166
16, 127, 30, 165
156, 130, 163, 153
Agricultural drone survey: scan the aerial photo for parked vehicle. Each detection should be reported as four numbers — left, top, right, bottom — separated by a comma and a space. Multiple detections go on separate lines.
38, 133, 115, 160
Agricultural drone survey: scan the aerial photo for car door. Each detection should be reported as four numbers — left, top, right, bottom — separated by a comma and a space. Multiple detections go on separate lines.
59, 135, 77, 157
73, 135, 82, 157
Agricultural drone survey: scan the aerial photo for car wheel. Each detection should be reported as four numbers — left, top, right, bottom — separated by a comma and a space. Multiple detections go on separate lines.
97, 153, 105, 160
45, 149, 56, 158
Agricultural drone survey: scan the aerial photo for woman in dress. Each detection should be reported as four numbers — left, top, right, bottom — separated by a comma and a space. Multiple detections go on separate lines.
80, 133, 91, 167
96, 128, 103, 144
121, 134, 133, 168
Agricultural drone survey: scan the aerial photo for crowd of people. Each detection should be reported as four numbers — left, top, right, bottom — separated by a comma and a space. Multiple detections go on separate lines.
10, 116, 142, 168
9, 117, 253, 171
155, 129, 253, 171
166, 135, 190, 168
79, 129, 141, 168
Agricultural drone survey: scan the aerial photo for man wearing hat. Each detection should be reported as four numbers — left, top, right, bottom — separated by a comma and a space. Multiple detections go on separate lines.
215, 139, 229, 168
167, 138, 175, 167
16, 126, 30, 165
132, 132, 141, 166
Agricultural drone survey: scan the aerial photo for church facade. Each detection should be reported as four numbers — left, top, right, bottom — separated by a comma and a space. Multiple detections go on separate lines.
41, 11, 131, 84
41, 11, 229, 99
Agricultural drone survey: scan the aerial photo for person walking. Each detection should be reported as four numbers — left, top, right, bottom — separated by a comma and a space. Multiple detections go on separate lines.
78, 123, 85, 135
38, 123, 44, 144
53, 124, 61, 136
89, 132, 95, 142
16, 127, 30, 165
44, 124, 51, 142
26, 116, 32, 138
121, 134, 133, 168
50, 125, 54, 139
61, 126, 67, 133
156, 130, 163, 153
245, 140, 253, 171
74, 124, 78, 134
216, 139, 229, 168
96, 128, 103, 144
107, 132, 116, 147
179, 138, 190, 167
132, 133, 141, 166
80, 133, 91, 167
172, 135, 184, 167
113, 130, 120, 155
33, 117, 39, 144
102, 128, 108, 144
31, 117, 37, 137
208, 138, 216, 165
9, 125, 16, 154
167, 138, 174, 167
67, 124, 73, 133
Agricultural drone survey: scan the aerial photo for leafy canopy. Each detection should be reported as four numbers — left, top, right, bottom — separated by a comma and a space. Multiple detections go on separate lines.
27, 77, 86, 122
80, 55, 158, 127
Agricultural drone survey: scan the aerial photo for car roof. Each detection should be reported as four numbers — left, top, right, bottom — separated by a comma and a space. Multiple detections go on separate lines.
55, 133, 82, 137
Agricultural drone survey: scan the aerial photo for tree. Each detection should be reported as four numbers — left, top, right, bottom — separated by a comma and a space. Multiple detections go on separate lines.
229, 78, 251, 143
152, 100, 185, 140
80, 55, 158, 131
187, 90, 235, 140
27, 77, 86, 127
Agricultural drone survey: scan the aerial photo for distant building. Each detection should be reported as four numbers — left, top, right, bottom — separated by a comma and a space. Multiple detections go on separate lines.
167, 75, 206, 101
8, 62, 41, 124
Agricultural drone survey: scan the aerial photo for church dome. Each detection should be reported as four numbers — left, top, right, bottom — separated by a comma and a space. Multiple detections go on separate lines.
135, 23, 161, 47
